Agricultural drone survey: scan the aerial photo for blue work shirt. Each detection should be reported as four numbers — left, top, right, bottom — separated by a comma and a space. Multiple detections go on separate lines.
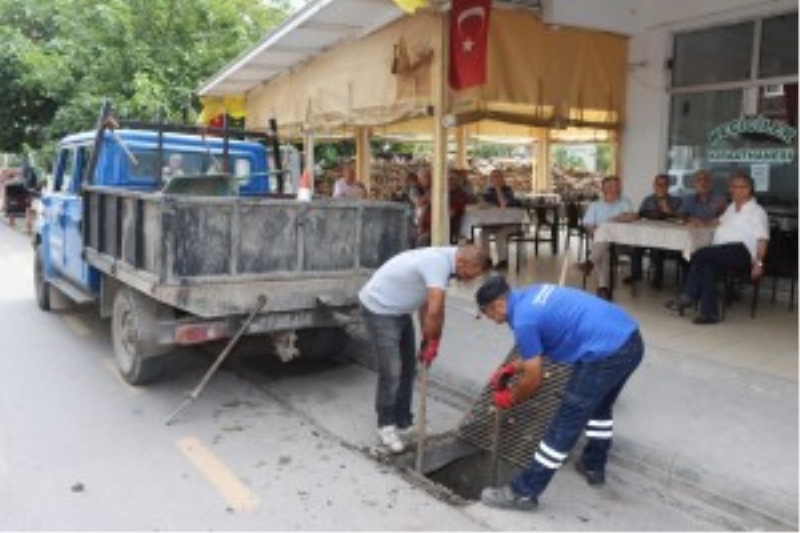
677, 192, 727, 220
506, 284, 639, 364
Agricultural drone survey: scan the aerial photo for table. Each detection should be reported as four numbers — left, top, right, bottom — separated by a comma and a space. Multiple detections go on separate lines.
459, 206, 527, 242
593, 219, 714, 299
517, 198, 562, 255
594, 219, 714, 261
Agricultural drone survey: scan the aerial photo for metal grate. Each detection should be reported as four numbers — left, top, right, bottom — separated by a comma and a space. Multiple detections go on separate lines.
457, 352, 572, 468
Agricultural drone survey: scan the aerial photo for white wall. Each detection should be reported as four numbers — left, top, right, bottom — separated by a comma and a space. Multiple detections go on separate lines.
544, 0, 797, 205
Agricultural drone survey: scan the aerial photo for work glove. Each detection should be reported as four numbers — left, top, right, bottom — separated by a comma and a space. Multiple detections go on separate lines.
489, 363, 516, 391
493, 388, 514, 409
417, 338, 440, 367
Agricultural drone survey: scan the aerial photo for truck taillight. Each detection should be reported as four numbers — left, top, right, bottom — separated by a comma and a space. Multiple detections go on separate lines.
175, 322, 229, 345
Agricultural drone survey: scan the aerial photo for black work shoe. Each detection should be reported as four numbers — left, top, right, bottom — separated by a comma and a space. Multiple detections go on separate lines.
480, 485, 538, 511
575, 460, 606, 486
596, 287, 611, 301
692, 314, 719, 325
664, 295, 693, 316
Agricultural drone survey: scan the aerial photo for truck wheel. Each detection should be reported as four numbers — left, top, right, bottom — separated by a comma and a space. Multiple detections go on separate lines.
112, 288, 170, 385
296, 327, 348, 360
34, 244, 51, 311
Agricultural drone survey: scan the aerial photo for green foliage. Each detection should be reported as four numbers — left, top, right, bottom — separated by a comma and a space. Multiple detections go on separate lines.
0, 0, 290, 157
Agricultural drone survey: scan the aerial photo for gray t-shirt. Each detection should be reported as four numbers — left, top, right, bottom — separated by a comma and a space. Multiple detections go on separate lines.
359, 247, 456, 315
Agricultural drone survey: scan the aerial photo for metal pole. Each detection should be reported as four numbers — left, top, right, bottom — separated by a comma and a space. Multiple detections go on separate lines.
165, 295, 267, 425
415, 363, 429, 473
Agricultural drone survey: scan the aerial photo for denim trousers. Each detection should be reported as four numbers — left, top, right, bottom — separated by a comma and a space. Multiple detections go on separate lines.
683, 242, 750, 318
511, 330, 644, 498
360, 305, 416, 429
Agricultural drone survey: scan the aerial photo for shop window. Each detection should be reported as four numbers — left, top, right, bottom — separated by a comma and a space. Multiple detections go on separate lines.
668, 90, 743, 193
759, 13, 799, 79
672, 22, 754, 87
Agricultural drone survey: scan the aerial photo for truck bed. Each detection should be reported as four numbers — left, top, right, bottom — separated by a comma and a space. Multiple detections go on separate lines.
82, 186, 411, 318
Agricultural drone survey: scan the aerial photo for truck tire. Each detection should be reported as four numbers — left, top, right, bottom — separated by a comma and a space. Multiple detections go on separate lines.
112, 288, 171, 385
296, 327, 348, 360
34, 244, 51, 311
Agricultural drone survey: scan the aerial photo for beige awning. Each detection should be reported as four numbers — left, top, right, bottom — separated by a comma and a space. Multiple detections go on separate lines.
239, 7, 627, 136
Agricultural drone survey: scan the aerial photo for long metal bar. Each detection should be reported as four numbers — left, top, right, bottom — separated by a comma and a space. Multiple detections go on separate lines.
415, 364, 429, 473
165, 294, 267, 425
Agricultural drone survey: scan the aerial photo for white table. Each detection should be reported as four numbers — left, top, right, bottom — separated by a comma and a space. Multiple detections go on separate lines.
459, 206, 528, 241
591, 219, 714, 299
594, 219, 714, 261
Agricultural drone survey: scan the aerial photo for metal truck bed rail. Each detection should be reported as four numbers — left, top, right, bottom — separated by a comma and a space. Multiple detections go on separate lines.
82, 186, 411, 317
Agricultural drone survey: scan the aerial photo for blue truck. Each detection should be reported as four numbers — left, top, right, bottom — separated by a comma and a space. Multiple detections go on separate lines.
33, 104, 409, 385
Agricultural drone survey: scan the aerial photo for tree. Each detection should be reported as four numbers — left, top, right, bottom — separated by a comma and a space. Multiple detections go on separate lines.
0, 0, 291, 155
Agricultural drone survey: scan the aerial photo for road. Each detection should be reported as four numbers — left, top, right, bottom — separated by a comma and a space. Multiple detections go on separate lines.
0, 220, 748, 530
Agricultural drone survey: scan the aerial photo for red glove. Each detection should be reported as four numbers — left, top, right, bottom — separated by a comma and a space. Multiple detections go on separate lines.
490, 363, 516, 391
418, 338, 440, 367
493, 388, 514, 409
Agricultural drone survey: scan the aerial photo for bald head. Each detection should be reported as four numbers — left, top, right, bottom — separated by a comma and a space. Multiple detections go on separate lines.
455, 244, 490, 280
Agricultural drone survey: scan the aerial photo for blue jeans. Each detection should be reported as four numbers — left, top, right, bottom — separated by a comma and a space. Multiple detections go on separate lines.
511, 330, 644, 498
360, 305, 416, 429
682, 242, 750, 318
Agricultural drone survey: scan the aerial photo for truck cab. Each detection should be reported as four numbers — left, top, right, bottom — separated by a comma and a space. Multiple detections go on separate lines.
38, 130, 271, 299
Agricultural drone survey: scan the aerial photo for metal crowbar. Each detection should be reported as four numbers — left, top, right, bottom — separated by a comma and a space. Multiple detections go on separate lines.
165, 294, 267, 426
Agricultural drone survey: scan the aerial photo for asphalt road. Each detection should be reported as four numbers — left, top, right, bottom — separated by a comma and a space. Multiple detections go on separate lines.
0, 220, 749, 530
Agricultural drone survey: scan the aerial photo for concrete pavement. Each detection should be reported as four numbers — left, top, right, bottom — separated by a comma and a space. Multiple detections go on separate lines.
347, 275, 798, 530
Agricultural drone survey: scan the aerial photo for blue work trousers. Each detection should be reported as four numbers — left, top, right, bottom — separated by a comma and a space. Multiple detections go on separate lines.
682, 242, 751, 318
511, 330, 644, 498
360, 305, 416, 429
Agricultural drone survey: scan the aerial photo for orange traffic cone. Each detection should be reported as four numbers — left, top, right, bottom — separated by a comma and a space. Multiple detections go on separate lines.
297, 168, 312, 201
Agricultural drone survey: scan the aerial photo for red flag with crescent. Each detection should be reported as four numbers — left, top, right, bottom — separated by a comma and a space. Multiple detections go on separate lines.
448, 0, 492, 90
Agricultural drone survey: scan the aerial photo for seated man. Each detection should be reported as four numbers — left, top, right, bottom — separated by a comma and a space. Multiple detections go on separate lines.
678, 169, 727, 226
448, 169, 473, 244
332, 161, 366, 199
576, 176, 636, 299
670, 169, 728, 279
478, 169, 520, 270
665, 171, 769, 324
163, 153, 185, 183
626, 173, 682, 289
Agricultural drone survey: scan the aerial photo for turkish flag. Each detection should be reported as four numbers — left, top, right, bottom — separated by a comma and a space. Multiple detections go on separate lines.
448, 0, 492, 90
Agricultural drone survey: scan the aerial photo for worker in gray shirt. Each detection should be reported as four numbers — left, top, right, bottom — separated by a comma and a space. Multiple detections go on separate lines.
359, 244, 489, 453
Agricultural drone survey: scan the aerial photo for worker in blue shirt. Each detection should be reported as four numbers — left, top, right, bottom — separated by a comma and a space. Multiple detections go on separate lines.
475, 275, 644, 511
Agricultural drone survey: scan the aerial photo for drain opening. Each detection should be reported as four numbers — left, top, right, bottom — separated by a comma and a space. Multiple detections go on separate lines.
396, 358, 571, 503
396, 435, 517, 502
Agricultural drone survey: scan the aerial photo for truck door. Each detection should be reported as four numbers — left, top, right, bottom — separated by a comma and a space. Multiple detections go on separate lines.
48, 145, 94, 288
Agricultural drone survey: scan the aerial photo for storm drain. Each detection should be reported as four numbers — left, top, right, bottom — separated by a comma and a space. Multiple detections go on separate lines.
398, 355, 572, 502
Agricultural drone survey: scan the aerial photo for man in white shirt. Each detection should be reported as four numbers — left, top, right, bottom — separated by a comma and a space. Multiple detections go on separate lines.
575, 176, 636, 299
665, 171, 769, 324
358, 244, 489, 453
332, 161, 365, 199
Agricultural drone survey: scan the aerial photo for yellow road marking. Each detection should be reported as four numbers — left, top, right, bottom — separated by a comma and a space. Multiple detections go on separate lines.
61, 315, 93, 337
177, 436, 259, 511
101, 359, 143, 395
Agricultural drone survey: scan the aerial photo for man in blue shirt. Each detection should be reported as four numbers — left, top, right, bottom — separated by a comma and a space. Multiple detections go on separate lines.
677, 169, 727, 225
478, 169, 520, 270
475, 275, 644, 511
626, 173, 682, 288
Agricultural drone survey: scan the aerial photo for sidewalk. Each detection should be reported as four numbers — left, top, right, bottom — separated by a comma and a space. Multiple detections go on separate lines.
450, 270, 798, 527
349, 271, 798, 530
